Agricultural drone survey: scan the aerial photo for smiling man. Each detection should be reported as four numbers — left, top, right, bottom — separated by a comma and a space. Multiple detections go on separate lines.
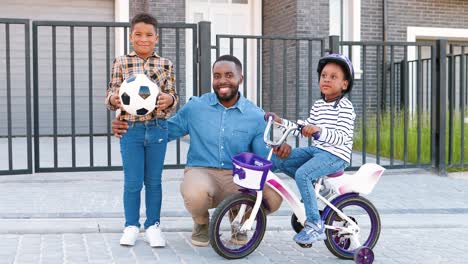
111, 55, 290, 247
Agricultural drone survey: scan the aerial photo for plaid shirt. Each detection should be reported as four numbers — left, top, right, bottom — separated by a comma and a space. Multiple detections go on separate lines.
105, 51, 178, 121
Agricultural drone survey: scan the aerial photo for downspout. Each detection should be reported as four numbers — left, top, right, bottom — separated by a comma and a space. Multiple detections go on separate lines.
382, 0, 388, 111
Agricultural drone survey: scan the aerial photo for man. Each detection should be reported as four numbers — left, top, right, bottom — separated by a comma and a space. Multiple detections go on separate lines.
112, 55, 291, 246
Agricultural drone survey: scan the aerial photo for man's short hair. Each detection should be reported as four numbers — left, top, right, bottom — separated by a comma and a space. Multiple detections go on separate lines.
130, 13, 158, 33
213, 55, 243, 73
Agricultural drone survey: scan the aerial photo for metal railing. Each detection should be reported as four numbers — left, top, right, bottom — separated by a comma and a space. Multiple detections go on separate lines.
32, 21, 197, 172
447, 44, 468, 169
210, 34, 444, 171
0, 19, 466, 175
337, 39, 435, 170
0, 18, 32, 175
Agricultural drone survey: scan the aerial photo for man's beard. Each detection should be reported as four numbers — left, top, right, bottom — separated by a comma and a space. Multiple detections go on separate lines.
214, 86, 239, 102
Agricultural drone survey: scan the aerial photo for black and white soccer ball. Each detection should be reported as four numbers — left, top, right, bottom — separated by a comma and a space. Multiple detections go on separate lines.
119, 74, 159, 116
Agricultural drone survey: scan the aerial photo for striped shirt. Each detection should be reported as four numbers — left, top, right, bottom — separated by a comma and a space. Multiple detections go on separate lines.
281, 97, 356, 163
105, 51, 178, 121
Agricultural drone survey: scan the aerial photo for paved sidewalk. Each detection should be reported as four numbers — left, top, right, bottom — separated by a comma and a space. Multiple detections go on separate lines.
0, 168, 467, 263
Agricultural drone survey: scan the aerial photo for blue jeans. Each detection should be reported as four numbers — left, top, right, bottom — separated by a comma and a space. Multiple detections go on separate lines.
272, 146, 348, 223
119, 119, 168, 229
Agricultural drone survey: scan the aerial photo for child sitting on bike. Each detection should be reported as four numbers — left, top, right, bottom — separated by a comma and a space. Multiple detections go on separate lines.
267, 53, 356, 245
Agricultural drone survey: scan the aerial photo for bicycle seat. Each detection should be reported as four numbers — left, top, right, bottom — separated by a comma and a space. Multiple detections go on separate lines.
327, 171, 344, 178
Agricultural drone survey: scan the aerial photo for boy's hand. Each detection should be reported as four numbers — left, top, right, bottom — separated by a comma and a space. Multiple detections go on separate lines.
301, 125, 321, 138
112, 114, 128, 138
264, 112, 282, 123
157, 93, 175, 110
273, 143, 292, 159
110, 90, 122, 109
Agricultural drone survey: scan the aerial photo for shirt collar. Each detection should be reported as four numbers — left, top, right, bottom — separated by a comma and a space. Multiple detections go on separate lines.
128, 51, 159, 59
208, 92, 246, 113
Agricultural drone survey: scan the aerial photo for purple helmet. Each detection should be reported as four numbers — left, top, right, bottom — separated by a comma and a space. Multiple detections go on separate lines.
317, 53, 354, 93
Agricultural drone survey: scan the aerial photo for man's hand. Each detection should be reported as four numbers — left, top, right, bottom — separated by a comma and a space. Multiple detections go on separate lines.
157, 93, 175, 110
111, 114, 129, 138
273, 143, 292, 159
301, 124, 321, 138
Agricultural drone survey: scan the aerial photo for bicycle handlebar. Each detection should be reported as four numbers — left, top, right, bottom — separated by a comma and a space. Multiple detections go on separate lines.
263, 115, 320, 147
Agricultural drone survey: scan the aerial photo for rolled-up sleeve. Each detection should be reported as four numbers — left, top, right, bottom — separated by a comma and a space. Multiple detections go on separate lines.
105, 57, 123, 111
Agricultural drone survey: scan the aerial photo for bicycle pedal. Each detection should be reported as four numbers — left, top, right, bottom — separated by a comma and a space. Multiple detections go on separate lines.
296, 242, 313, 248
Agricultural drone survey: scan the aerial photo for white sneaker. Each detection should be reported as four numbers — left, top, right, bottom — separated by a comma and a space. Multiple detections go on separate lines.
119, 226, 140, 246
145, 223, 166, 247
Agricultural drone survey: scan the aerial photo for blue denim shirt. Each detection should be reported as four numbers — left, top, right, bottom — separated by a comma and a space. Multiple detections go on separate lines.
168, 93, 269, 169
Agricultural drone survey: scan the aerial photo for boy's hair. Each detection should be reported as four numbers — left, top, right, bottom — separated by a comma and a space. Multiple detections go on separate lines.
213, 55, 243, 73
130, 13, 158, 32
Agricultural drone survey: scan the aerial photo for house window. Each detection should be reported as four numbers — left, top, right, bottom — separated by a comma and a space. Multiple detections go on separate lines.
329, 0, 361, 78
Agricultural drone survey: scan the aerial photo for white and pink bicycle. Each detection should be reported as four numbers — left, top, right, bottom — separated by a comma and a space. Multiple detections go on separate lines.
209, 115, 385, 264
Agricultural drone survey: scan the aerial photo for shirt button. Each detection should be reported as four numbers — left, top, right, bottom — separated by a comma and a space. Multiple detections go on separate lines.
221, 163, 224, 166
221, 146, 224, 149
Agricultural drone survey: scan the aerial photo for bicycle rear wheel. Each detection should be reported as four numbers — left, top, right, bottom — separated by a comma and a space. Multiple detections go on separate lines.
209, 193, 267, 259
324, 195, 381, 259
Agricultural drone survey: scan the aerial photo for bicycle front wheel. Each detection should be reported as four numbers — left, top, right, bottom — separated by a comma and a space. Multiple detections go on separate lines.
209, 193, 267, 259
324, 195, 381, 260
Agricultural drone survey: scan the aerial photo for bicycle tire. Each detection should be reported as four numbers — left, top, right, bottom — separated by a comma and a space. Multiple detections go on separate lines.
324, 195, 381, 259
209, 193, 267, 259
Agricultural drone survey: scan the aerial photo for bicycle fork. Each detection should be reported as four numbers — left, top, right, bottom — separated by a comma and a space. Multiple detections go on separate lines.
232, 191, 263, 232
318, 194, 362, 248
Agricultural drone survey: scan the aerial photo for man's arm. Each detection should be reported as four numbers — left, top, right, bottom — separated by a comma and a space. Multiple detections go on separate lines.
167, 100, 191, 141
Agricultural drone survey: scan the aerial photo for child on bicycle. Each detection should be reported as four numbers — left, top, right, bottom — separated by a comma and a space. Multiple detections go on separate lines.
268, 54, 356, 245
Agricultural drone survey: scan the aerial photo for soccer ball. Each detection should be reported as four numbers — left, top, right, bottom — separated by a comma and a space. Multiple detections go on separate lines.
119, 74, 159, 116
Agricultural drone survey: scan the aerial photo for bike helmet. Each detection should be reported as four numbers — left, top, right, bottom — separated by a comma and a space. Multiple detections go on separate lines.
317, 53, 354, 94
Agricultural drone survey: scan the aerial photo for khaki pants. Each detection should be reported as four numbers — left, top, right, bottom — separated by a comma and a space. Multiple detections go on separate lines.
180, 167, 283, 225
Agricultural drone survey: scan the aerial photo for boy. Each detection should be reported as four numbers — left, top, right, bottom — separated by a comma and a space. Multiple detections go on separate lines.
105, 13, 178, 247
268, 54, 356, 245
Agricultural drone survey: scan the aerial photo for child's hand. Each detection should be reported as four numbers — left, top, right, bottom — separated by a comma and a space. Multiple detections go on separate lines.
264, 112, 282, 123
301, 125, 321, 138
156, 93, 175, 110
110, 90, 122, 109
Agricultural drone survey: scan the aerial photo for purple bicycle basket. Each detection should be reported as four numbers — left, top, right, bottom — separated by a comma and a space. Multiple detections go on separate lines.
232, 152, 272, 190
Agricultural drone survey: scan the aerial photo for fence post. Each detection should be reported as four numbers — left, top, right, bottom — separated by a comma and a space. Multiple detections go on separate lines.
329, 35, 340, 54
399, 60, 406, 109
198, 21, 211, 95
432, 39, 447, 176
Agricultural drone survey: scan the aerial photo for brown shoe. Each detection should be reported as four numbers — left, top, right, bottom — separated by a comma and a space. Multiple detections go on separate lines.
230, 228, 248, 245
191, 223, 209, 246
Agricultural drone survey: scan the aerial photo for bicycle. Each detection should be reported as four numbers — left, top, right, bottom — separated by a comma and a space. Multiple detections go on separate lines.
209, 115, 384, 264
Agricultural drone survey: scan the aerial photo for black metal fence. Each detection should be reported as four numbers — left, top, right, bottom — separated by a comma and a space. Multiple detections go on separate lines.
32, 20, 197, 173
211, 34, 465, 173
337, 39, 436, 170
0, 19, 466, 175
0, 18, 32, 175
447, 44, 468, 169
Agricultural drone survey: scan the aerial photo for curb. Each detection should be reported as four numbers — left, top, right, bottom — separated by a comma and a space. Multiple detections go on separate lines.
2, 213, 468, 234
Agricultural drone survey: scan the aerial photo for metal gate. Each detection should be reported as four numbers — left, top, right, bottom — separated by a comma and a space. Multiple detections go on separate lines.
0, 18, 32, 175
32, 21, 197, 173
0, 19, 466, 175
